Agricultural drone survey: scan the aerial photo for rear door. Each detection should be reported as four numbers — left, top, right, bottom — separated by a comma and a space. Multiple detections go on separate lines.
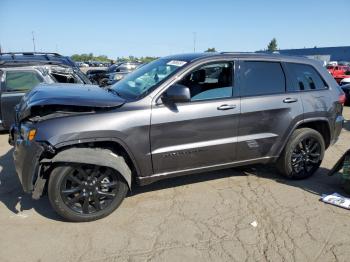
285, 63, 331, 121
0, 70, 43, 128
237, 60, 303, 161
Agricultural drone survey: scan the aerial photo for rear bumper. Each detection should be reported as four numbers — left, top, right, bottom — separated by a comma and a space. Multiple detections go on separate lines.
10, 128, 44, 193
0, 120, 5, 131
331, 115, 344, 145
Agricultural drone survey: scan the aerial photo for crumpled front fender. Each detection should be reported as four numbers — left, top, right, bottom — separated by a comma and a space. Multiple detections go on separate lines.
41, 147, 132, 188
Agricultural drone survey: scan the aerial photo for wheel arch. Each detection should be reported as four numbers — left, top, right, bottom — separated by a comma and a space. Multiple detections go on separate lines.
295, 119, 331, 149
53, 137, 140, 180
40, 138, 141, 189
41, 147, 133, 189
275, 118, 331, 158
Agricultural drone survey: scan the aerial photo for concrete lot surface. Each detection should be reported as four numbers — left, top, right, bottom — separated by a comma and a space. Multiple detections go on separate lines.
1, 108, 350, 262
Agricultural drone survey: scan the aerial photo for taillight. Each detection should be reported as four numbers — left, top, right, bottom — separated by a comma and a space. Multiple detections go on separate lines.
339, 94, 346, 105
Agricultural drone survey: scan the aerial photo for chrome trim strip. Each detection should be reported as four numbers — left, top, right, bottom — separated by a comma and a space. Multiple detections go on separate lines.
140, 156, 273, 180
1, 92, 26, 97
152, 137, 237, 154
151, 133, 278, 155
237, 133, 277, 142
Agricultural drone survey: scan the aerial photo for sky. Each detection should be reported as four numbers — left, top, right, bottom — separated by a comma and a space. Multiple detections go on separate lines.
0, 0, 349, 59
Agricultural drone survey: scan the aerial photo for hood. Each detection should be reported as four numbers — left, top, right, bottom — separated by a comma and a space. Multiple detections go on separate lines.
18, 83, 125, 121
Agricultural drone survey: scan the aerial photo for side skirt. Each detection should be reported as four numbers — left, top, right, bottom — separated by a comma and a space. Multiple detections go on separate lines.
137, 156, 277, 186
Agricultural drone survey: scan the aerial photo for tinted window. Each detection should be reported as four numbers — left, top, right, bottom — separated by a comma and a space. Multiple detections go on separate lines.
5, 71, 42, 92
287, 63, 326, 91
241, 61, 285, 96
179, 62, 233, 101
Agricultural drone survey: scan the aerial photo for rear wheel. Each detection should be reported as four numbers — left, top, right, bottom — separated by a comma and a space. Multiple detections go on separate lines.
48, 164, 128, 222
277, 128, 325, 179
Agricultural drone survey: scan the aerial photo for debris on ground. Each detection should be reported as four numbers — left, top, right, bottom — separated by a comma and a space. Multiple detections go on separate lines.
250, 220, 258, 227
321, 193, 350, 210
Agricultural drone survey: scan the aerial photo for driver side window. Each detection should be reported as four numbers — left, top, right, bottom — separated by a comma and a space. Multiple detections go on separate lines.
178, 62, 234, 101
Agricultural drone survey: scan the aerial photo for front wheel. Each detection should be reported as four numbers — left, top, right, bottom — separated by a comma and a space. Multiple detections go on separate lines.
277, 128, 325, 179
48, 164, 128, 222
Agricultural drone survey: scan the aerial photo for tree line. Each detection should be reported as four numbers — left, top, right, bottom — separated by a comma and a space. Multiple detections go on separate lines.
71, 39, 279, 63
71, 53, 159, 63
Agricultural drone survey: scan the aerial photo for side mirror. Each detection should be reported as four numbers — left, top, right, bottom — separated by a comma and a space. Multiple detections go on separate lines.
162, 84, 191, 104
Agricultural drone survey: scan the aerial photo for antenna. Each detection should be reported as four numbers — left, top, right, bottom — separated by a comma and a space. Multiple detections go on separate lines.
32, 31, 36, 52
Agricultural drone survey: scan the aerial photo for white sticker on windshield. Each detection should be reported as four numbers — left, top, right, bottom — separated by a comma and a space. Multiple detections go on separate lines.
167, 60, 187, 67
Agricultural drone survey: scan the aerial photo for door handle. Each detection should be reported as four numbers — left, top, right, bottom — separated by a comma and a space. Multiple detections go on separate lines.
217, 104, 236, 110
283, 98, 298, 103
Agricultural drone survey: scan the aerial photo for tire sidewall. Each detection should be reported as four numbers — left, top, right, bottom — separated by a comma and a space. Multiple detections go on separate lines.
48, 165, 128, 222
282, 128, 325, 179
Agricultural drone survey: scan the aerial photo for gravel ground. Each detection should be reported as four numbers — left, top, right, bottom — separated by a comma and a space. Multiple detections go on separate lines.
0, 108, 350, 262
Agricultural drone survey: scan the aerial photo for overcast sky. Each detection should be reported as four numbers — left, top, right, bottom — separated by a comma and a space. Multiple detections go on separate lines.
1, 0, 349, 58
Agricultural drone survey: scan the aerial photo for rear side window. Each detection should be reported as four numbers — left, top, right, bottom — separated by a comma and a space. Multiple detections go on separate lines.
287, 63, 327, 91
241, 61, 285, 96
5, 71, 43, 92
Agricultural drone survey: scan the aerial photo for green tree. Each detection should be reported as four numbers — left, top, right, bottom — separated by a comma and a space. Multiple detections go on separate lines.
205, 47, 217, 52
267, 38, 278, 52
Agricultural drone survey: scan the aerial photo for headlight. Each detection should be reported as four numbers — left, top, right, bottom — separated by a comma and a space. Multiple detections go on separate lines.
114, 74, 124, 80
20, 123, 37, 141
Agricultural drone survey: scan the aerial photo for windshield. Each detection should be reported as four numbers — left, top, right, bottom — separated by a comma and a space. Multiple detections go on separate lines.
111, 58, 187, 99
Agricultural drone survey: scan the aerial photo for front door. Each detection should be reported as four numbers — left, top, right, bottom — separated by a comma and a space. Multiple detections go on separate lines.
150, 61, 240, 175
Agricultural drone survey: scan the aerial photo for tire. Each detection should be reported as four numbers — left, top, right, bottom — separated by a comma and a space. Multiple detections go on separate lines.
48, 164, 128, 222
277, 128, 325, 179
99, 78, 109, 87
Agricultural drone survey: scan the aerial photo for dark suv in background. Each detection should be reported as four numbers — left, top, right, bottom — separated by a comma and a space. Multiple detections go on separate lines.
0, 52, 92, 130
9, 52, 344, 221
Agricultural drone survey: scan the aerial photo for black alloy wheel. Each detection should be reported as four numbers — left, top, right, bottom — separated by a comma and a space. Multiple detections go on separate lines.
291, 137, 322, 177
277, 128, 325, 179
60, 165, 119, 215
48, 163, 128, 222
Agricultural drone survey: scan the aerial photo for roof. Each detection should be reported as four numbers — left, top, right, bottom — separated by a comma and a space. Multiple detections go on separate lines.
259, 46, 350, 61
162, 52, 314, 64
0, 52, 77, 68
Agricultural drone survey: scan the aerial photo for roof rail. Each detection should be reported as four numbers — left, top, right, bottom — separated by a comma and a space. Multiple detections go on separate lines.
0, 52, 62, 56
220, 51, 255, 54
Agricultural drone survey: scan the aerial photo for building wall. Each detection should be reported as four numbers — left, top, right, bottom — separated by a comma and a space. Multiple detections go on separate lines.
277, 46, 350, 62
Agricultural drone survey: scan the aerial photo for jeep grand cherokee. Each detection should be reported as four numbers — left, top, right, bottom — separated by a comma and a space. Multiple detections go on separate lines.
9, 52, 345, 221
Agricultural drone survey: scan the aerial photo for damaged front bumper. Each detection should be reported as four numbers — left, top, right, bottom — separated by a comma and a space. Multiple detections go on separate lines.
10, 125, 45, 194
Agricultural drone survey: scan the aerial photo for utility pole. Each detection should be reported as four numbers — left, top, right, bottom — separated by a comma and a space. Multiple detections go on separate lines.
32, 31, 36, 52
193, 32, 196, 52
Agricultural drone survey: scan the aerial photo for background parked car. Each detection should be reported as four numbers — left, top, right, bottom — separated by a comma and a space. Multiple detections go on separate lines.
87, 62, 141, 86
327, 65, 350, 83
340, 84, 350, 105
106, 62, 143, 85
335, 70, 350, 85
0, 52, 92, 130
76, 61, 89, 67
340, 77, 350, 86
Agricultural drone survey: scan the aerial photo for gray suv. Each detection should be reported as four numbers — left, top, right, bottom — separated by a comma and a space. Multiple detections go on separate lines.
9, 52, 344, 222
